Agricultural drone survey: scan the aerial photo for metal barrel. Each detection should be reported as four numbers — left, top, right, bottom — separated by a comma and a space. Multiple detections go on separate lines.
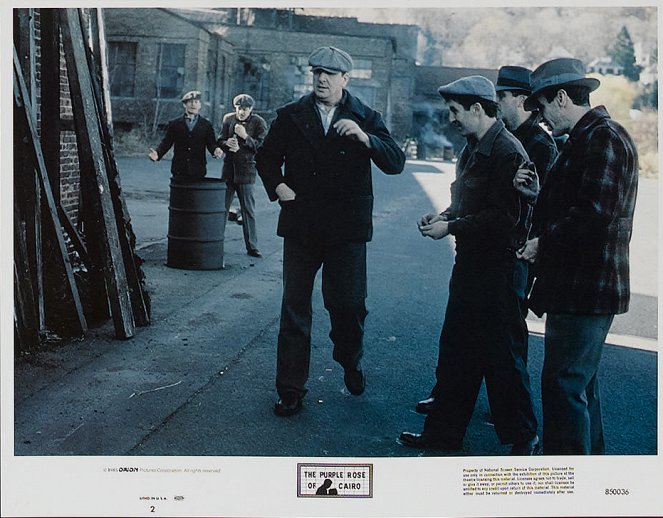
167, 177, 226, 270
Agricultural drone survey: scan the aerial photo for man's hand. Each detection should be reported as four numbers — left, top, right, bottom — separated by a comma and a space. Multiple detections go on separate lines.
213, 147, 223, 159
513, 167, 539, 199
418, 212, 445, 227
517, 237, 539, 263
333, 119, 371, 148
148, 148, 158, 162
227, 137, 240, 153
234, 124, 248, 139
275, 183, 296, 202
419, 220, 450, 240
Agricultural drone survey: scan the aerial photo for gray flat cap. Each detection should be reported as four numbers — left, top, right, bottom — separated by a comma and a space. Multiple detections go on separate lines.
308, 46, 353, 73
233, 94, 255, 108
438, 75, 496, 102
181, 90, 201, 102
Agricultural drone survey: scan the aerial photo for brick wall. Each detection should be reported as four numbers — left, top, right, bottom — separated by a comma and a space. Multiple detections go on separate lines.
58, 34, 81, 223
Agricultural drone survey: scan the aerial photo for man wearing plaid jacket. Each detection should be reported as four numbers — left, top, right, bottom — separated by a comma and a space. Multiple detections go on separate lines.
518, 58, 639, 455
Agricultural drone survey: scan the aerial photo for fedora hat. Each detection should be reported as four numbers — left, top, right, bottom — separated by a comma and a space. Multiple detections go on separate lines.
495, 66, 532, 93
524, 58, 600, 111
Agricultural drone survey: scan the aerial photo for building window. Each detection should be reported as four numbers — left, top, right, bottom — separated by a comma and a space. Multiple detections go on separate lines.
292, 56, 312, 100
205, 46, 216, 103
237, 56, 270, 108
108, 41, 136, 97
347, 85, 376, 107
352, 59, 373, 80
157, 43, 185, 99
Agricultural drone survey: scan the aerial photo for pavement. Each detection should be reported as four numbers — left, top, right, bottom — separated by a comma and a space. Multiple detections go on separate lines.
12, 156, 658, 458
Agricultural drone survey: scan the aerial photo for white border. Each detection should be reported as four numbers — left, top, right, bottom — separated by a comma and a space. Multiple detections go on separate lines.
2, 2, 661, 517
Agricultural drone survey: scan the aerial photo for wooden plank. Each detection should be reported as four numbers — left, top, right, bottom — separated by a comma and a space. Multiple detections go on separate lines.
15, 8, 46, 334
59, 8, 135, 339
87, 8, 151, 326
57, 205, 89, 264
39, 8, 62, 202
13, 46, 88, 336
14, 204, 40, 350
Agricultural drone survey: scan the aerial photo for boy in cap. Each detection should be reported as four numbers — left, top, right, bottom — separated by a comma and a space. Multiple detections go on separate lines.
400, 75, 539, 455
256, 46, 405, 417
218, 94, 268, 257
518, 58, 638, 455
149, 90, 222, 177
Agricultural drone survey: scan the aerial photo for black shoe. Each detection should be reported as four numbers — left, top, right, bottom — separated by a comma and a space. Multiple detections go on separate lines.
398, 431, 462, 451
228, 211, 238, 221
344, 365, 365, 395
415, 396, 436, 414
247, 249, 262, 258
236, 216, 243, 225
274, 394, 303, 417
511, 435, 540, 455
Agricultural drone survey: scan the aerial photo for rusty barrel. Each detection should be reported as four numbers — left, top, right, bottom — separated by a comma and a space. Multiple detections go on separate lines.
167, 177, 226, 270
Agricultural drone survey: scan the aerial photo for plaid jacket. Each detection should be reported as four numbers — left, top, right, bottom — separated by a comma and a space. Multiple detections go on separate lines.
513, 114, 558, 185
529, 106, 639, 316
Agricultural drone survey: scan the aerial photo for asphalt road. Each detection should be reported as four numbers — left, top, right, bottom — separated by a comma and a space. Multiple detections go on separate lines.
13, 156, 657, 458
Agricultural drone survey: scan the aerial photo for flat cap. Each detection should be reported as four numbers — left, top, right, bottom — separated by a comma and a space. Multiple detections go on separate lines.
495, 66, 532, 93
233, 94, 255, 108
524, 58, 600, 111
308, 46, 353, 74
181, 90, 201, 102
438, 75, 496, 103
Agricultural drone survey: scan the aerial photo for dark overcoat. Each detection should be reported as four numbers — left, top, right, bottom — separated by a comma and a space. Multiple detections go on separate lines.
155, 115, 218, 178
218, 112, 268, 184
256, 91, 405, 244
529, 106, 639, 316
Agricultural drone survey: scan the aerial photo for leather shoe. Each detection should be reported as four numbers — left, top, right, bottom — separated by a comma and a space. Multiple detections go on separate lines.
398, 431, 462, 451
344, 366, 365, 395
415, 396, 436, 414
247, 249, 262, 258
511, 435, 540, 455
274, 394, 303, 417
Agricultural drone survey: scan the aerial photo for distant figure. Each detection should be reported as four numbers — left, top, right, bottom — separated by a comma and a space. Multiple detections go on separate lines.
149, 90, 222, 178
256, 46, 405, 417
518, 58, 639, 455
218, 94, 268, 258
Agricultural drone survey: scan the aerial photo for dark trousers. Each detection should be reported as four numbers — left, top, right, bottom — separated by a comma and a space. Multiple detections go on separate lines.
542, 313, 613, 455
225, 180, 258, 252
424, 253, 538, 447
276, 238, 368, 398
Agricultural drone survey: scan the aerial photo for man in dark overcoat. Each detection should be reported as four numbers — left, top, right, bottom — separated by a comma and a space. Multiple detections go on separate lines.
149, 90, 222, 178
518, 58, 639, 455
256, 46, 405, 416
218, 94, 268, 257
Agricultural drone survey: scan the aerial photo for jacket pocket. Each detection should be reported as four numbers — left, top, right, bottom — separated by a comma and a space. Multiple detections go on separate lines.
461, 176, 489, 215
